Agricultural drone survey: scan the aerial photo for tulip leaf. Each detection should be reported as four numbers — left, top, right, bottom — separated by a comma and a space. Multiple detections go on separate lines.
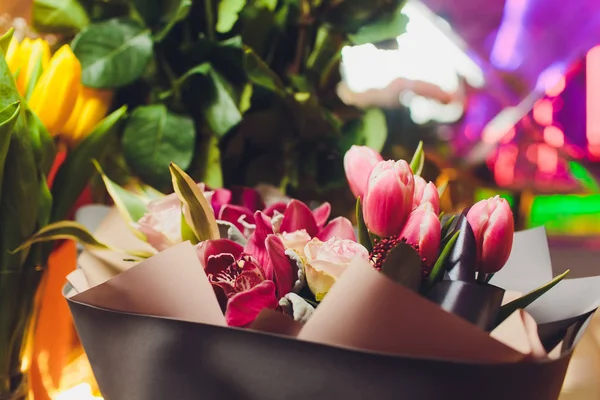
440, 214, 456, 240
442, 214, 477, 282
93, 160, 149, 236
0, 28, 14, 55
37, 176, 52, 229
154, 0, 192, 41
356, 197, 372, 252
11, 220, 153, 258
122, 105, 195, 189
437, 181, 448, 198
72, 18, 153, 89
409, 141, 424, 176
381, 242, 422, 292
348, 3, 408, 45
180, 210, 198, 243
426, 230, 459, 291
217, 0, 247, 33
24, 55, 45, 101
496, 270, 570, 325
169, 162, 220, 241
51, 106, 127, 222
33, 0, 90, 34
0, 101, 21, 206
25, 108, 56, 177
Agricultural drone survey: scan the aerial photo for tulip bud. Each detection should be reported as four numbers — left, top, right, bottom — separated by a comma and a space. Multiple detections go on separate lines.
466, 196, 514, 274
13, 38, 51, 95
399, 202, 441, 266
29, 45, 81, 135
62, 86, 114, 144
362, 160, 414, 237
343, 145, 384, 198
413, 175, 440, 213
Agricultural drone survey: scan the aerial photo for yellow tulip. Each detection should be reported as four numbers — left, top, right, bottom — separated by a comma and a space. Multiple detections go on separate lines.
62, 87, 114, 143
6, 38, 51, 95
5, 37, 19, 70
29, 45, 81, 135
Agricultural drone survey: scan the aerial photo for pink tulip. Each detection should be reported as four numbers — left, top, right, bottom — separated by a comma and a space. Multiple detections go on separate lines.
466, 196, 514, 274
413, 176, 440, 214
399, 202, 441, 266
344, 145, 384, 199
362, 160, 414, 237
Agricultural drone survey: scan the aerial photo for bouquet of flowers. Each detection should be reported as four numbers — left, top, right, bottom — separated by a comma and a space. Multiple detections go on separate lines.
47, 144, 600, 399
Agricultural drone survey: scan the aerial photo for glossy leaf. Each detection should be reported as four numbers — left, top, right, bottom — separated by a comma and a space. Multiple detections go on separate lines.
154, 0, 192, 41
442, 214, 477, 282
0, 101, 21, 196
72, 18, 153, 88
348, 4, 408, 45
356, 197, 372, 252
243, 47, 285, 94
426, 231, 459, 291
51, 106, 127, 222
409, 140, 424, 176
381, 242, 422, 292
122, 105, 195, 189
169, 162, 220, 241
362, 108, 387, 152
217, 0, 247, 33
33, 0, 90, 34
496, 270, 570, 325
0, 28, 13, 55
204, 68, 244, 137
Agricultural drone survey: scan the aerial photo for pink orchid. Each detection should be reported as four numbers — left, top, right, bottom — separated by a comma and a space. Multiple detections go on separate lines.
196, 235, 296, 327
279, 200, 355, 242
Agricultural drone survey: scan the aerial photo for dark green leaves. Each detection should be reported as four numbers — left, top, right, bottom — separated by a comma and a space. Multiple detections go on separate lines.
0, 28, 13, 55
348, 4, 408, 45
33, 0, 90, 34
0, 101, 21, 198
154, 0, 192, 41
426, 231, 459, 290
243, 47, 285, 94
409, 141, 424, 176
122, 105, 195, 188
381, 242, 422, 292
72, 18, 153, 89
25, 108, 55, 177
204, 68, 245, 136
217, 0, 247, 33
356, 197, 372, 252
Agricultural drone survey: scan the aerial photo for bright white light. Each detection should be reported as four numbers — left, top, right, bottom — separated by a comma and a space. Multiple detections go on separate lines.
55, 383, 103, 400
341, 0, 485, 124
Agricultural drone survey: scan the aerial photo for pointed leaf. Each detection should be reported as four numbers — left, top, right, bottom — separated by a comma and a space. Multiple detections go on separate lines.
217, 0, 247, 33
33, 0, 90, 34
24, 55, 44, 101
0, 101, 21, 197
441, 214, 456, 240
0, 28, 14, 55
426, 230, 459, 291
437, 181, 448, 197
356, 197, 372, 252
51, 106, 127, 222
442, 214, 477, 282
154, 0, 192, 41
243, 47, 285, 94
496, 270, 570, 325
409, 141, 424, 176
169, 162, 220, 241
181, 210, 198, 243
381, 242, 422, 292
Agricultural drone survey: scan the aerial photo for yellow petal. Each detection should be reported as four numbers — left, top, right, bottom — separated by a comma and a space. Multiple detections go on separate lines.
5, 37, 19, 70
63, 87, 113, 144
29, 45, 82, 135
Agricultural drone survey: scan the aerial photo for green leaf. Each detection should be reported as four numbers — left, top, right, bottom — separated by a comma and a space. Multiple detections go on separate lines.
180, 211, 198, 243
33, 0, 89, 34
51, 106, 127, 222
426, 231, 459, 290
204, 68, 244, 137
38, 176, 52, 228
217, 0, 247, 33
256, 0, 277, 11
154, 0, 192, 41
362, 108, 387, 152
169, 162, 220, 241
72, 18, 153, 89
437, 181, 448, 197
243, 47, 285, 94
93, 160, 149, 237
381, 242, 422, 292
441, 214, 456, 240
24, 55, 44, 101
122, 105, 195, 188
348, 4, 408, 45
409, 140, 424, 176
0, 28, 14, 55
496, 270, 570, 325
197, 135, 223, 188
25, 108, 56, 177
356, 197, 372, 252
0, 101, 21, 193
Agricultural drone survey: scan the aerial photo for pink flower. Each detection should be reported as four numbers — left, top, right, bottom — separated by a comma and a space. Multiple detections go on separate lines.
413, 176, 440, 214
136, 183, 210, 251
303, 237, 369, 300
399, 203, 441, 267
196, 235, 295, 327
344, 145, 384, 198
279, 200, 356, 242
362, 160, 414, 237
466, 196, 514, 274
280, 230, 312, 255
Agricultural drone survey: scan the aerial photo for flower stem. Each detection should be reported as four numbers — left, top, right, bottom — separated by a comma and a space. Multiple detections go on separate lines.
205, 0, 215, 41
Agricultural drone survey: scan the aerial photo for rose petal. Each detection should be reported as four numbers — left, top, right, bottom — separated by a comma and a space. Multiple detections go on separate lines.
244, 211, 274, 269
219, 204, 256, 234
280, 199, 319, 237
225, 280, 278, 327
196, 239, 244, 268
318, 217, 356, 241
211, 189, 232, 216
266, 235, 296, 298
312, 202, 331, 228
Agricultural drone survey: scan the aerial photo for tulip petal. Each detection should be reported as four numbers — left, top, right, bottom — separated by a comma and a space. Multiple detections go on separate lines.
232, 186, 265, 212
481, 204, 514, 273
266, 234, 296, 298
318, 217, 356, 242
196, 239, 243, 268
244, 211, 274, 271
312, 202, 331, 228
219, 204, 256, 234
280, 199, 319, 237
264, 202, 287, 217
211, 188, 232, 216
225, 280, 278, 327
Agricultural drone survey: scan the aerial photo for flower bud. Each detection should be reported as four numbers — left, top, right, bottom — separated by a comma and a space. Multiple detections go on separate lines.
362, 160, 414, 237
466, 196, 514, 274
413, 175, 440, 213
399, 202, 441, 266
62, 86, 114, 143
29, 45, 81, 135
12, 38, 51, 95
343, 145, 383, 198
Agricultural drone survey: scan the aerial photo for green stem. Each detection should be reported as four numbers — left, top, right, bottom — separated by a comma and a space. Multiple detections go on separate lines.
205, 0, 215, 41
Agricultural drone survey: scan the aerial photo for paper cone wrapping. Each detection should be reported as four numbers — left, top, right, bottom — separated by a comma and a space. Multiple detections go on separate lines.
66, 208, 600, 400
